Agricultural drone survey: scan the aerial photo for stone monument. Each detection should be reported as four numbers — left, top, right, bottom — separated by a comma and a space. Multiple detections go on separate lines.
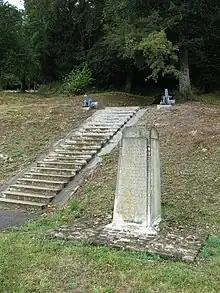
105, 126, 161, 235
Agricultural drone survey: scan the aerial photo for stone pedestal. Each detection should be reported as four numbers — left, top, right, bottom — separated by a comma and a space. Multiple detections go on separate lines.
105, 126, 161, 235
157, 105, 173, 110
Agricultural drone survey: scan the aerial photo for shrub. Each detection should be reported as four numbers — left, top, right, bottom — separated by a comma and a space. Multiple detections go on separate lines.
0, 73, 20, 90
62, 64, 94, 94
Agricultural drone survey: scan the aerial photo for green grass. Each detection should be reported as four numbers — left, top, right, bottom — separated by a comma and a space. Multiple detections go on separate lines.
201, 235, 220, 259
0, 209, 220, 292
0, 92, 220, 292
0, 153, 220, 292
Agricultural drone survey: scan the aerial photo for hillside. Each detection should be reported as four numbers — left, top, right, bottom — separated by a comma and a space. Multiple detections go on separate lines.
0, 92, 219, 292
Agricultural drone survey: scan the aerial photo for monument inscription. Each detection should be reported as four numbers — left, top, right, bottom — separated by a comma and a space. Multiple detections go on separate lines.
105, 126, 161, 235
116, 136, 148, 224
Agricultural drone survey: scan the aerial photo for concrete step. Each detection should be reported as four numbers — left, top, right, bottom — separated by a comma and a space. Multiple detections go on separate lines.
9, 184, 61, 195
105, 106, 139, 110
24, 172, 73, 181
55, 148, 97, 155
92, 115, 130, 119
31, 167, 77, 175
86, 122, 122, 127
17, 178, 67, 187
44, 156, 89, 164
96, 110, 134, 114
74, 131, 109, 138
95, 112, 134, 117
37, 161, 83, 169
48, 153, 92, 160
43, 157, 87, 164
64, 139, 104, 145
0, 197, 45, 207
3, 191, 54, 203
70, 136, 104, 142
59, 144, 101, 151
89, 119, 127, 124
83, 125, 118, 131
79, 128, 114, 134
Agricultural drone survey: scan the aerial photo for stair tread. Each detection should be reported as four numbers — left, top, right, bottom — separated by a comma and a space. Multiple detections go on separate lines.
49, 153, 91, 159
83, 126, 118, 130
73, 134, 107, 138
55, 149, 97, 154
38, 161, 83, 166
0, 197, 45, 206
25, 172, 73, 178
10, 184, 61, 191
60, 144, 100, 149
45, 158, 88, 163
65, 139, 103, 144
32, 167, 77, 172
18, 178, 67, 184
3, 191, 54, 199
75, 132, 108, 137
44, 158, 87, 163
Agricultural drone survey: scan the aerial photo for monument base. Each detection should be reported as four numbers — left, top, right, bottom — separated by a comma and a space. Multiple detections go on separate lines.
104, 221, 159, 236
51, 217, 208, 263
157, 105, 173, 110
82, 106, 90, 111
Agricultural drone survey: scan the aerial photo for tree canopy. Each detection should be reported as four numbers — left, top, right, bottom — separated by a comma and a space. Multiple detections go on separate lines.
0, 0, 220, 95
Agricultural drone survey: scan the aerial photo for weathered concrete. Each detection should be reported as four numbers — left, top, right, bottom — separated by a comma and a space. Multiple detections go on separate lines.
157, 105, 173, 110
53, 109, 147, 206
105, 126, 161, 236
50, 218, 208, 262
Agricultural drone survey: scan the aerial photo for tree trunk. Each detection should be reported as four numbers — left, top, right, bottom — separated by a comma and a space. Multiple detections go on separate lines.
20, 75, 26, 93
125, 67, 134, 93
179, 47, 192, 96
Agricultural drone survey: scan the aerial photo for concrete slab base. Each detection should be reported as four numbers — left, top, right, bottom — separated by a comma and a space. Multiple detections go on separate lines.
50, 218, 208, 262
157, 105, 174, 110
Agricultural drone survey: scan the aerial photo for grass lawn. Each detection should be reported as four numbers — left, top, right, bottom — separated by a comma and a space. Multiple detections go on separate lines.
0, 92, 220, 292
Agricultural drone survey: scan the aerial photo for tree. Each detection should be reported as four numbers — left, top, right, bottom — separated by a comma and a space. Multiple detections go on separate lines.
24, 0, 106, 81
155, 0, 220, 95
0, 1, 41, 90
0, 1, 22, 88
1, 0, 218, 94
102, 0, 179, 92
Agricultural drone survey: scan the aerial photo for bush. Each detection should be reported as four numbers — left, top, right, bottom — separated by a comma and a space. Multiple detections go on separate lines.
62, 64, 94, 94
0, 73, 20, 90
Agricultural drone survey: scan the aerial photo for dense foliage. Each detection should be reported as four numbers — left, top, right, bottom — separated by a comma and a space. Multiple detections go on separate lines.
1, 0, 220, 95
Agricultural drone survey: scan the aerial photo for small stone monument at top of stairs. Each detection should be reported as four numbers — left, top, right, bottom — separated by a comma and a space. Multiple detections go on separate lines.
83, 94, 98, 110
157, 89, 175, 110
105, 125, 161, 235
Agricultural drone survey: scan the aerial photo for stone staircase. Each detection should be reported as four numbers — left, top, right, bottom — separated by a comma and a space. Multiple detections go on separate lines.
0, 107, 140, 208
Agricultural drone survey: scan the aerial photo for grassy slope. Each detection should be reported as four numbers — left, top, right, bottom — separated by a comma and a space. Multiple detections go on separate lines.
0, 92, 220, 292
0, 91, 152, 185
